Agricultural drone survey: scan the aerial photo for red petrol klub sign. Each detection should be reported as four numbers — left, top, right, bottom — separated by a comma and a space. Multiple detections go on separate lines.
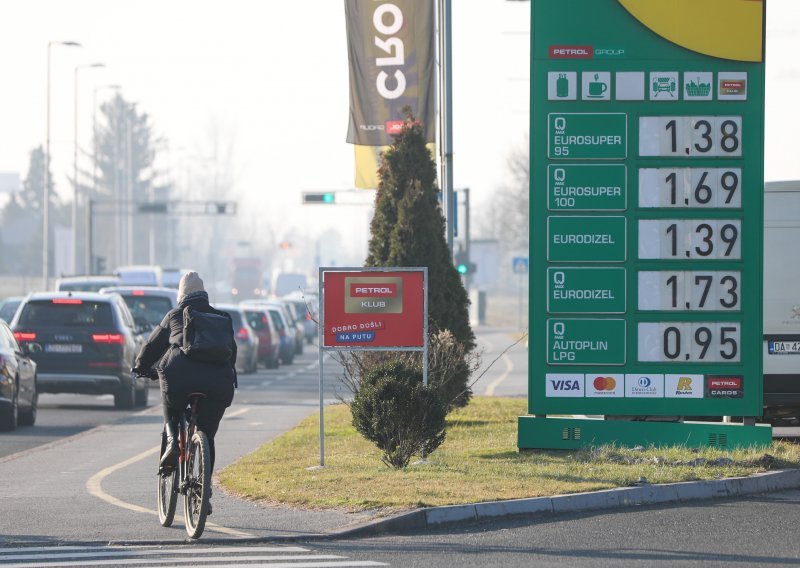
322, 269, 426, 348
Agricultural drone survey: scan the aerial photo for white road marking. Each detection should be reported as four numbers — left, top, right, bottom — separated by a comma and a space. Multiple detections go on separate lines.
0, 545, 388, 568
484, 352, 514, 397
223, 407, 250, 419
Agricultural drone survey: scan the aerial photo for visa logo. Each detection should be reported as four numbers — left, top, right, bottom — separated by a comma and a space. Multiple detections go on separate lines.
545, 374, 584, 397
551, 379, 581, 391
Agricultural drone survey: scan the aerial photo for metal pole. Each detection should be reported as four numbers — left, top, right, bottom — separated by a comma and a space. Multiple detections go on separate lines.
438, 0, 454, 258
126, 106, 134, 264
43, 43, 52, 290
44, 41, 81, 289
318, 266, 325, 468
464, 187, 471, 290
72, 64, 105, 275
87, 199, 93, 274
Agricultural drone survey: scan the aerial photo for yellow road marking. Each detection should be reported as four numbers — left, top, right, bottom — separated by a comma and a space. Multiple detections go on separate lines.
86, 442, 253, 537
484, 352, 514, 397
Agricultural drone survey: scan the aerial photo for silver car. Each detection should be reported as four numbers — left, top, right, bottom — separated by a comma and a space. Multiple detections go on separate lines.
215, 304, 259, 375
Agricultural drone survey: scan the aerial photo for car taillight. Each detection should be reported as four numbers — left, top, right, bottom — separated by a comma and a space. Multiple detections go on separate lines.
93, 333, 125, 344
132, 290, 145, 296
236, 326, 249, 340
14, 332, 36, 342
53, 298, 83, 304
305, 313, 311, 321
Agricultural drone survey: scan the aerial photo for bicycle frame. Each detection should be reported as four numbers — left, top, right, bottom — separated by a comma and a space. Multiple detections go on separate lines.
176, 397, 200, 496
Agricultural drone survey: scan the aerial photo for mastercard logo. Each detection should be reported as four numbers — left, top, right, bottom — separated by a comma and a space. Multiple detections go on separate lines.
593, 376, 617, 391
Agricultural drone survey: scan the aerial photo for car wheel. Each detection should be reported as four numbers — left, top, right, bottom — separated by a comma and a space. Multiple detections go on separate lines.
18, 386, 37, 427
135, 379, 149, 407
0, 383, 19, 431
114, 376, 136, 409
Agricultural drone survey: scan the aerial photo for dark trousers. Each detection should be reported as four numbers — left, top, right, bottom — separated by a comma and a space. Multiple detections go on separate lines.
162, 396, 227, 472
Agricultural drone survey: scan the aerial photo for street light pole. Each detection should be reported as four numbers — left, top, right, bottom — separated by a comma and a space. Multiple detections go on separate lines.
88, 84, 120, 273
44, 40, 81, 290
73, 62, 105, 275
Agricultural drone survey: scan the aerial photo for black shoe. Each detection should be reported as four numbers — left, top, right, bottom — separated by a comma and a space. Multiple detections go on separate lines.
160, 419, 179, 468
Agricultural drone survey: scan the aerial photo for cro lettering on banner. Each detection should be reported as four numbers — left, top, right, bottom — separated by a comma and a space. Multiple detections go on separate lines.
322, 269, 425, 348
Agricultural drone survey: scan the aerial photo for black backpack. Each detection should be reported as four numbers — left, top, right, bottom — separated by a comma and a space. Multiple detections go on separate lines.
180, 306, 234, 365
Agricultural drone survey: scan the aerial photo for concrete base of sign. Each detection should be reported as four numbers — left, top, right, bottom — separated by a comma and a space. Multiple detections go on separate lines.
518, 416, 772, 450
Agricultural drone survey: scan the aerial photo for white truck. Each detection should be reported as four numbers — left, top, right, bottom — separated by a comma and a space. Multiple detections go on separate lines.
763, 181, 800, 419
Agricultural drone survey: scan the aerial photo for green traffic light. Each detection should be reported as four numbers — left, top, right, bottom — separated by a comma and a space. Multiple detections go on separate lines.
323, 193, 334, 203
457, 263, 468, 275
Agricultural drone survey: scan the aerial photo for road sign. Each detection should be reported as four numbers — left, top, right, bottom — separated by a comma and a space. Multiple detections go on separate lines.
512, 257, 529, 275
523, 0, 766, 447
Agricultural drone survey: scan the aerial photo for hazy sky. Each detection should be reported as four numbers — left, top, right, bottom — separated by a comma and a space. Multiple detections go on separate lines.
0, 0, 529, 264
0, 1, 798, 263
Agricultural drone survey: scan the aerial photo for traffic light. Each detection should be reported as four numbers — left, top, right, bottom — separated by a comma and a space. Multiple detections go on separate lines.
302, 191, 335, 204
454, 248, 476, 275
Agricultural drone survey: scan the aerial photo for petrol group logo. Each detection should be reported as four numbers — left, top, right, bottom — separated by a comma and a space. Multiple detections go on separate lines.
625, 374, 664, 397
545, 374, 584, 397
344, 277, 403, 314
665, 374, 704, 398
586, 374, 623, 397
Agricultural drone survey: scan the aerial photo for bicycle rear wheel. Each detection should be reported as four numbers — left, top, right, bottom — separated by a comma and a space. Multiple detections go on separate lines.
183, 430, 211, 539
157, 432, 178, 527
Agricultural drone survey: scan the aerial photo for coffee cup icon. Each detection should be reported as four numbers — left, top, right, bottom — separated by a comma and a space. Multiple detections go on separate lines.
588, 77, 607, 98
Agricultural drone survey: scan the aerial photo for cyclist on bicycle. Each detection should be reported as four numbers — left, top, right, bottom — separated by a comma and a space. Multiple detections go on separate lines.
133, 271, 236, 512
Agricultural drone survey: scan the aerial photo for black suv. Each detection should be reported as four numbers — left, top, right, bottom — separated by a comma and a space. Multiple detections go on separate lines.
10, 292, 147, 409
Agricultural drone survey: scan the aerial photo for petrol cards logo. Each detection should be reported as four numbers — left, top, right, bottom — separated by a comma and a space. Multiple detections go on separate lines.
665, 374, 704, 398
545, 374, 584, 397
625, 374, 664, 397
586, 374, 623, 397
706, 376, 744, 398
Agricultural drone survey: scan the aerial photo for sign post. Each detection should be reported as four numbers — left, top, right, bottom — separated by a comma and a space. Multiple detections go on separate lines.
316, 267, 428, 467
521, 0, 770, 449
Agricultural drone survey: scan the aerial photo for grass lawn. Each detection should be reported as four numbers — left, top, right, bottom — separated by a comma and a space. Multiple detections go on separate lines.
218, 397, 800, 512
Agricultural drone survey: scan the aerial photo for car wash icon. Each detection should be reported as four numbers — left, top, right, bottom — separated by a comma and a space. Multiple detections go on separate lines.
652, 74, 676, 98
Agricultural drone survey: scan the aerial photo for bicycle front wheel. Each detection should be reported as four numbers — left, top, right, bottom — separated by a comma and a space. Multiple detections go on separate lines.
183, 430, 211, 539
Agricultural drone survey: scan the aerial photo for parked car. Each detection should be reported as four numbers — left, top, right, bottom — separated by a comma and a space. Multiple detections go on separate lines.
98, 286, 178, 332
265, 304, 295, 365
0, 319, 37, 430
10, 292, 147, 409
268, 300, 304, 355
241, 305, 280, 369
281, 294, 318, 344
55, 275, 120, 293
0, 296, 24, 323
114, 265, 163, 287
215, 304, 259, 374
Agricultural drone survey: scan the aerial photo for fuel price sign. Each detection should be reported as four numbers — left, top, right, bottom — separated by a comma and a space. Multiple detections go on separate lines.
526, 0, 765, 426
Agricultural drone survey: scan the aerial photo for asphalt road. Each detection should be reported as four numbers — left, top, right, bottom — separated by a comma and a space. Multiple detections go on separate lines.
311, 490, 800, 567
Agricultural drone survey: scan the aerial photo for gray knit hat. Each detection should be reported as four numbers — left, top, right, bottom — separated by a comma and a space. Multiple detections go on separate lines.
177, 271, 205, 303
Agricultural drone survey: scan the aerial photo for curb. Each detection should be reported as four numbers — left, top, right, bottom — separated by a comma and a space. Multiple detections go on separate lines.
331, 468, 800, 538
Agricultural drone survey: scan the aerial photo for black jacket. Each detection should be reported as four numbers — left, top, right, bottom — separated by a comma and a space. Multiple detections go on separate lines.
134, 292, 237, 403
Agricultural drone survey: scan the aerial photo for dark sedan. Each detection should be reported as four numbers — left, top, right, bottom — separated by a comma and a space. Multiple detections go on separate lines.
10, 292, 147, 409
0, 319, 37, 430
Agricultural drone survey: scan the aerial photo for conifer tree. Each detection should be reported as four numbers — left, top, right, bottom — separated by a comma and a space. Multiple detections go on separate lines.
365, 108, 475, 406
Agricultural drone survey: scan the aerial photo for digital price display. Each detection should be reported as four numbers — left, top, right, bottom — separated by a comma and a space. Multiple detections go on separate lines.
527, 0, 765, 421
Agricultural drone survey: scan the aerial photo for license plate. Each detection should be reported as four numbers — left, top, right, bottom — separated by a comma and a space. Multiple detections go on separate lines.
768, 341, 800, 355
45, 343, 83, 354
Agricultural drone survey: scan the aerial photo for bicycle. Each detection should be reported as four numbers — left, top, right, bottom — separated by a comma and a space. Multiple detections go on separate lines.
156, 391, 212, 539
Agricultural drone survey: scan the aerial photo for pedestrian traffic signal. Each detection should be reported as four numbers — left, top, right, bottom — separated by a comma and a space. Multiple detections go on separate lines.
302, 192, 335, 204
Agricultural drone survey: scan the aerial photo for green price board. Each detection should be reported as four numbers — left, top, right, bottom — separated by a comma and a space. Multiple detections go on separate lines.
526, 0, 765, 426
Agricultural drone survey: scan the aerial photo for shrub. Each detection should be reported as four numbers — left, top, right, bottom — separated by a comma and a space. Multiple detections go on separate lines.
350, 359, 447, 469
